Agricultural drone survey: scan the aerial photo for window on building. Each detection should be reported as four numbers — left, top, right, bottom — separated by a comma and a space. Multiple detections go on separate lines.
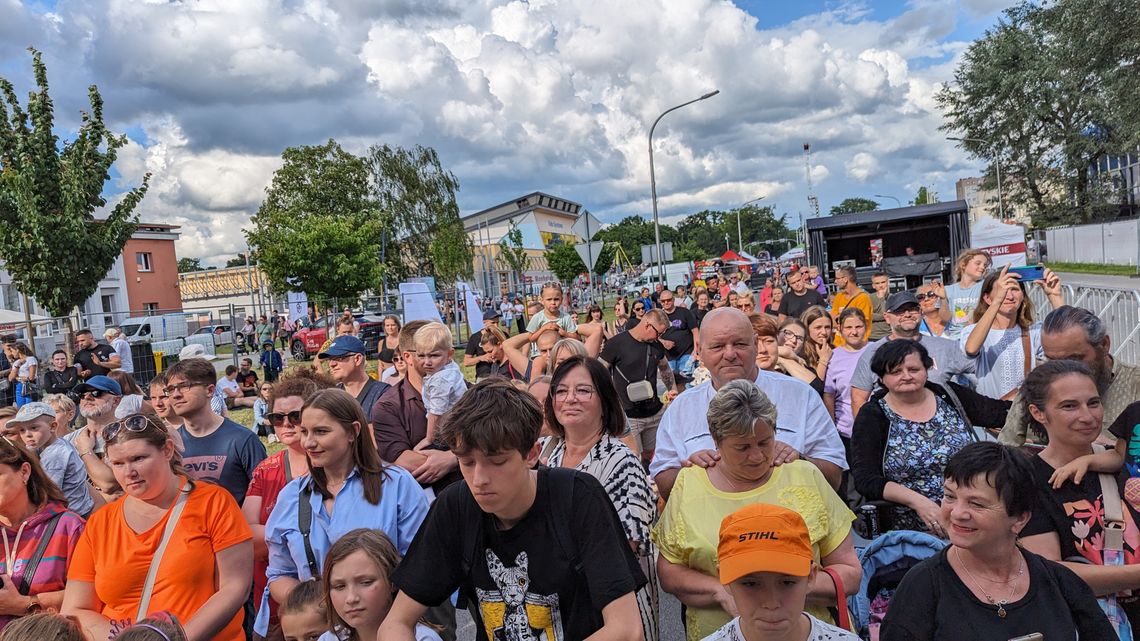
101, 294, 116, 327
136, 252, 153, 272
143, 302, 159, 313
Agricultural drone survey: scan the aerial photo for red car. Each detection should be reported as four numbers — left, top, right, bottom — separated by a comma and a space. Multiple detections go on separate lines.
290, 314, 385, 360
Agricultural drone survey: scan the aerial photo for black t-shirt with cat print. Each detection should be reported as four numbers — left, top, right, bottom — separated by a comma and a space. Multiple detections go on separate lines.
392, 468, 645, 641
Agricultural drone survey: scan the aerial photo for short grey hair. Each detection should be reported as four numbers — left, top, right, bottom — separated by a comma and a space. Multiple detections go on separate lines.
707, 379, 778, 443
1042, 305, 1107, 346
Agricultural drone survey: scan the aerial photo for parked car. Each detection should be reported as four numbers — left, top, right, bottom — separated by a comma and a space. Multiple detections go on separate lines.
191, 325, 234, 347
289, 314, 385, 360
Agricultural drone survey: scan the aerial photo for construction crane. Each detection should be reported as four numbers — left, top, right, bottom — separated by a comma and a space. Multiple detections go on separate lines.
804, 142, 820, 218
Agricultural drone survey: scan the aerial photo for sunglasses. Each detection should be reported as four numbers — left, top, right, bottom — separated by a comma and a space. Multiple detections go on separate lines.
266, 410, 303, 427
103, 414, 165, 443
80, 389, 111, 400
915, 292, 938, 301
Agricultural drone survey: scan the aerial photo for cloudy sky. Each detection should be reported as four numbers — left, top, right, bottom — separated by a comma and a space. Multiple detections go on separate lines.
1, 0, 1015, 266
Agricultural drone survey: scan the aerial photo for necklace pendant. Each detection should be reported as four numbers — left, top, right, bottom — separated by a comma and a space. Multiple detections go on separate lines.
997, 604, 1007, 619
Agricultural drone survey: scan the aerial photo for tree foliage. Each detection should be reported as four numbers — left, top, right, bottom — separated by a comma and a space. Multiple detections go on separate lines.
912, 187, 931, 206
178, 257, 204, 272
0, 48, 149, 321
367, 144, 470, 283
937, 0, 1140, 225
247, 140, 383, 302
546, 243, 586, 283
829, 198, 879, 216
224, 253, 256, 268
498, 223, 530, 292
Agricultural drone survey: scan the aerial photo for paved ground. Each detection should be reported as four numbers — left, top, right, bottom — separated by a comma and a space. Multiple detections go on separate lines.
1056, 271, 1140, 290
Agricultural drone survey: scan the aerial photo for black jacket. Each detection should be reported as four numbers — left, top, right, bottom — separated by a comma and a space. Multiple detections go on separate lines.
851, 381, 1010, 500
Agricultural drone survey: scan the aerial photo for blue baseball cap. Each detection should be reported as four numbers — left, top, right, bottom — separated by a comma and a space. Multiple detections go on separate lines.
319, 335, 366, 358
73, 375, 123, 396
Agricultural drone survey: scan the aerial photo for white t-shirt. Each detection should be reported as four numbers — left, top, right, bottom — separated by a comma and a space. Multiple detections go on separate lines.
701, 614, 859, 641
319, 623, 440, 641
111, 337, 134, 373
16, 356, 37, 379
959, 322, 1043, 399
500, 301, 514, 321
215, 377, 240, 399
649, 369, 848, 479
421, 361, 468, 416
942, 281, 984, 338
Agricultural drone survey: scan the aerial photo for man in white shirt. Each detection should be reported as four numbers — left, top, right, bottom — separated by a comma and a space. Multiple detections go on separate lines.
650, 307, 847, 498
103, 327, 133, 374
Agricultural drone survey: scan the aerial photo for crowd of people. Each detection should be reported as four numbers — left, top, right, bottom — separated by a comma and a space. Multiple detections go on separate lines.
0, 250, 1137, 641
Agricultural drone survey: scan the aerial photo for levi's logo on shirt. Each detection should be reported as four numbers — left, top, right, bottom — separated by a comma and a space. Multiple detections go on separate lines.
738, 531, 779, 542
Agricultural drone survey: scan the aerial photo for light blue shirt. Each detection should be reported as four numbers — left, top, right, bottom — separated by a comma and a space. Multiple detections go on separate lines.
255, 465, 429, 634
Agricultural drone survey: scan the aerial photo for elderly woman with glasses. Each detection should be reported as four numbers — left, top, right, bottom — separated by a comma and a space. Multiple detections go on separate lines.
654, 379, 860, 641
0, 438, 86, 632
62, 413, 253, 641
242, 370, 332, 637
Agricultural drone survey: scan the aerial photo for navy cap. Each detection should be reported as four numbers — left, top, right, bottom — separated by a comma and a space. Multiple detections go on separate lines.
319, 335, 366, 358
485, 310, 502, 321
886, 291, 921, 313
73, 375, 123, 396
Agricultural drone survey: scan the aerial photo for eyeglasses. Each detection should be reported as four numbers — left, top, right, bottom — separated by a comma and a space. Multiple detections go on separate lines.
163, 381, 206, 395
633, 306, 644, 312
80, 390, 111, 400
892, 306, 921, 316
103, 414, 165, 443
659, 297, 674, 304
554, 386, 596, 401
915, 292, 938, 301
779, 330, 805, 344
266, 410, 303, 427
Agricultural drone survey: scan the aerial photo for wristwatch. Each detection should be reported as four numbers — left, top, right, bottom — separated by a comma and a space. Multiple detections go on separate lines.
25, 595, 42, 614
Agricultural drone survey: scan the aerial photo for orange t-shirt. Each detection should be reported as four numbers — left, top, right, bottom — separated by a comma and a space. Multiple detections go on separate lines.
68, 481, 252, 640
830, 289, 873, 347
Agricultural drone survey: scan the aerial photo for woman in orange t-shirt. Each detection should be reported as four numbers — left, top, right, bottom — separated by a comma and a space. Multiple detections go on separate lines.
61, 413, 252, 641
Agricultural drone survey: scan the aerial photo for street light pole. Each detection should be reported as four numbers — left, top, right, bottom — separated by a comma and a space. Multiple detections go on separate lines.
948, 136, 1004, 219
737, 195, 765, 253
649, 90, 720, 281
873, 194, 901, 208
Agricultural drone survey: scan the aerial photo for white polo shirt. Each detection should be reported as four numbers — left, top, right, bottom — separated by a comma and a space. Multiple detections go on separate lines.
648, 369, 848, 478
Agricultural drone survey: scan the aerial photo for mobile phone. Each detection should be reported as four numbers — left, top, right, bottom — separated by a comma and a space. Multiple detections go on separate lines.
1007, 634, 1044, 641
1008, 265, 1045, 282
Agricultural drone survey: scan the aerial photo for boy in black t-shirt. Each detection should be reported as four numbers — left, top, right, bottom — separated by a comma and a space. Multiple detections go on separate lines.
382, 379, 647, 641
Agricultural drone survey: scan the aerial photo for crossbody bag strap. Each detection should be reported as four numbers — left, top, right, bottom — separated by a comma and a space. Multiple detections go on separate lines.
1099, 470, 1126, 553
822, 566, 851, 631
16, 512, 63, 595
1020, 328, 1032, 378
297, 482, 321, 578
136, 485, 191, 622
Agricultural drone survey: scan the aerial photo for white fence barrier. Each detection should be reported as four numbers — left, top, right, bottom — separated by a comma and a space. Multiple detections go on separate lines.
1028, 284, 1140, 365
1044, 219, 1140, 266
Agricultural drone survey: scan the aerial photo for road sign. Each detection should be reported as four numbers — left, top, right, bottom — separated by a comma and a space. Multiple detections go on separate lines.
641, 242, 673, 264
575, 241, 606, 271
572, 210, 604, 241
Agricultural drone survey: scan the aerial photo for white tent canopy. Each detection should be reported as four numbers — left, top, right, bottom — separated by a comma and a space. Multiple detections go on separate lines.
777, 247, 806, 262
972, 217, 1028, 268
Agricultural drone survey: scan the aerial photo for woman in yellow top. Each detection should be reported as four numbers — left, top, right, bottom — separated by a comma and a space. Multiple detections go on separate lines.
652, 379, 861, 641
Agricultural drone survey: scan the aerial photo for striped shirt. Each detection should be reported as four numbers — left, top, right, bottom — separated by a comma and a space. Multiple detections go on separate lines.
0, 502, 86, 631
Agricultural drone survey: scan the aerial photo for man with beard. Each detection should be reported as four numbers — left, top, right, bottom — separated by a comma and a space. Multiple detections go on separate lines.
66, 375, 123, 496
999, 305, 1140, 445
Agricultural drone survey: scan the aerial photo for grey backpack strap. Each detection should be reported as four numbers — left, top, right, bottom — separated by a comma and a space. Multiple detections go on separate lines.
136, 485, 190, 622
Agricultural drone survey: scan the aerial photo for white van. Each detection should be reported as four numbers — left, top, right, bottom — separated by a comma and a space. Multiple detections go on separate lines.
623, 262, 693, 294
117, 314, 189, 343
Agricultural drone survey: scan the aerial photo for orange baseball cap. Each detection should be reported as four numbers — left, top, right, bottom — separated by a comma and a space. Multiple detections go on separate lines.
717, 503, 814, 584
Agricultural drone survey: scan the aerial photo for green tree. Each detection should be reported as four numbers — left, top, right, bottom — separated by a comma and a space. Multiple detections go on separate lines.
367, 144, 469, 283
247, 140, 383, 302
177, 257, 204, 272
0, 48, 148, 339
430, 217, 474, 284
594, 215, 679, 264
546, 243, 586, 283
912, 187, 931, 206
497, 223, 530, 293
938, 0, 1139, 224
224, 253, 256, 268
829, 198, 879, 215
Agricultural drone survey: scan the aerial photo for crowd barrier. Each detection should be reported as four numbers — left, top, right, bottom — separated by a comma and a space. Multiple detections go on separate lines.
1027, 283, 1140, 364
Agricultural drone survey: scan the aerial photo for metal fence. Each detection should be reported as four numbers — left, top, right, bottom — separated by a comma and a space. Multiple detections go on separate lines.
1027, 283, 1140, 364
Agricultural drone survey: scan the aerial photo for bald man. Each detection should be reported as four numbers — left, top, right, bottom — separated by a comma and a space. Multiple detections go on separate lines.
650, 307, 847, 498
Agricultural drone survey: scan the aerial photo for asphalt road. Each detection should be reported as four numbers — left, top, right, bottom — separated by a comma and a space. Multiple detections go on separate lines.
1056, 271, 1140, 290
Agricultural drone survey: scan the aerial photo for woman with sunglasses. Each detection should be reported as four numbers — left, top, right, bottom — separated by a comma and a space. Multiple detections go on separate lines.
243, 370, 332, 639
624, 301, 647, 331
63, 413, 253, 641
915, 283, 946, 337
256, 389, 430, 637
0, 439, 86, 632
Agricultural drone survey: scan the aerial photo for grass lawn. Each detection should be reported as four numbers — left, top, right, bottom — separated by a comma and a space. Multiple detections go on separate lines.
1046, 261, 1139, 276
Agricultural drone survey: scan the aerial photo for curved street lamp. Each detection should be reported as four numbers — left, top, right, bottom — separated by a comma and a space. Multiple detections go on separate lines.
948, 136, 1004, 219
649, 90, 720, 281
873, 193, 901, 208
736, 195, 765, 253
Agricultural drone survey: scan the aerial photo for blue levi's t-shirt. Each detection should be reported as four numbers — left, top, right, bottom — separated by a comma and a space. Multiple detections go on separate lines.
177, 418, 267, 505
